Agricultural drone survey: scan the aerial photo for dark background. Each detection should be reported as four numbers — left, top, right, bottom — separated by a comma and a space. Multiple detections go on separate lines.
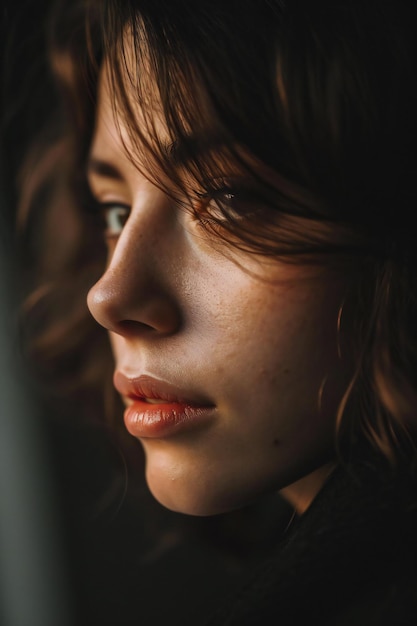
1, 0, 55, 221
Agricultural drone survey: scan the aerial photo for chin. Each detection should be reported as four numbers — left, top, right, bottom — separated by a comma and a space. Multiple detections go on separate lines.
146, 460, 276, 517
145, 468, 232, 516
150, 488, 221, 516
144, 456, 268, 517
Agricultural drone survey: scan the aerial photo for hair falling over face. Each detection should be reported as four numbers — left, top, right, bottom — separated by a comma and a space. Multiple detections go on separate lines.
19, 0, 417, 467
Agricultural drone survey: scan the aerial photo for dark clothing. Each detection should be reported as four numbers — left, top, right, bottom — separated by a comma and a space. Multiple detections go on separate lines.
48, 420, 417, 625
205, 456, 417, 625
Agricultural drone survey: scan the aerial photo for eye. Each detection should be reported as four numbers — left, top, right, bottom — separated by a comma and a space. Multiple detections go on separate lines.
194, 183, 261, 225
100, 202, 130, 238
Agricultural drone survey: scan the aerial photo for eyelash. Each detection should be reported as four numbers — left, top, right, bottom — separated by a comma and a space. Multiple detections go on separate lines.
194, 184, 260, 225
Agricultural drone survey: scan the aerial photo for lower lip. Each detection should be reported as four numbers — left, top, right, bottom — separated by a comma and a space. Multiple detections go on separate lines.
124, 399, 214, 439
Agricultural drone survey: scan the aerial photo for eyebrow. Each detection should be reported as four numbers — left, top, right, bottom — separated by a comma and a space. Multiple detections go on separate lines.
86, 158, 124, 180
87, 134, 230, 181
166, 135, 226, 166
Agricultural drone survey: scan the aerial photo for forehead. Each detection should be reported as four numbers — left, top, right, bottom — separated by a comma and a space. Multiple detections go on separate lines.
90, 51, 170, 168
90, 56, 246, 189
89, 32, 299, 199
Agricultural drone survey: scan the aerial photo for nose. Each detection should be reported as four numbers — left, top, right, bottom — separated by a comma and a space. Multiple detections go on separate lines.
87, 194, 182, 338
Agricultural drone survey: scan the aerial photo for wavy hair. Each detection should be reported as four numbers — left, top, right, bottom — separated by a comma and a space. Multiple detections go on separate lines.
17, 0, 417, 472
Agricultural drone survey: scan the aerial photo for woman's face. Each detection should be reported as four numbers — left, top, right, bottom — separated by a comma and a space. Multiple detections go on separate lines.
86, 66, 354, 516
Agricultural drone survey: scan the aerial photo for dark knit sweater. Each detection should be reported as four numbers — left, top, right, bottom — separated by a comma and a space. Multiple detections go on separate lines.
204, 456, 417, 625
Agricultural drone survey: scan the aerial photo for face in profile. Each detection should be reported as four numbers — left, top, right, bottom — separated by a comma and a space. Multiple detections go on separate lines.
86, 61, 355, 516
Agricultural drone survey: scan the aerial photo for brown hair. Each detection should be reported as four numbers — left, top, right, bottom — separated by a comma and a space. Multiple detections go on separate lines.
17, 0, 417, 470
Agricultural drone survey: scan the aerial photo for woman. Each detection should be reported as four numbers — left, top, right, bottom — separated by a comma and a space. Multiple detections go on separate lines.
16, 0, 417, 624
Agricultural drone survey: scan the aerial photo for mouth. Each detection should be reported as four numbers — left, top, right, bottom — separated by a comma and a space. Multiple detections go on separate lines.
113, 371, 216, 438
143, 397, 166, 404
124, 396, 170, 406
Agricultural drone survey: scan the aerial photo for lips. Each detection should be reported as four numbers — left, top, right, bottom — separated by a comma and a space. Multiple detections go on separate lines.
113, 371, 215, 438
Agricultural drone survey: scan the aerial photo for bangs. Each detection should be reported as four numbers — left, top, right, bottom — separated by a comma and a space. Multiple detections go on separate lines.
85, 0, 385, 261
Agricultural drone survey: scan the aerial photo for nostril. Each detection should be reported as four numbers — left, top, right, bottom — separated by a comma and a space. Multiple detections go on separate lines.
118, 319, 161, 336
86, 275, 182, 336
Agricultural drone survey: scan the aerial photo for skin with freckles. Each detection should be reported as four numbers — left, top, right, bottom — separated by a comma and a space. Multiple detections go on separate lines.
86, 66, 355, 517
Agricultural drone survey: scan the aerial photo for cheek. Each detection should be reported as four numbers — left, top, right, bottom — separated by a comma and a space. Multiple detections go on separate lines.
203, 274, 353, 468
209, 275, 348, 396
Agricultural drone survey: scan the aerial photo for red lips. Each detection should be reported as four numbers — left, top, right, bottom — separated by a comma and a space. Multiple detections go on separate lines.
113, 371, 210, 404
113, 371, 215, 438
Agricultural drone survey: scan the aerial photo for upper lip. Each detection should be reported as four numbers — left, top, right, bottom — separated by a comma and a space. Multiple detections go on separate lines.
113, 371, 213, 406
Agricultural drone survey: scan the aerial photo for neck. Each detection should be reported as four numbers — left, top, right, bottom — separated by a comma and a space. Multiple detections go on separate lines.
280, 462, 336, 515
